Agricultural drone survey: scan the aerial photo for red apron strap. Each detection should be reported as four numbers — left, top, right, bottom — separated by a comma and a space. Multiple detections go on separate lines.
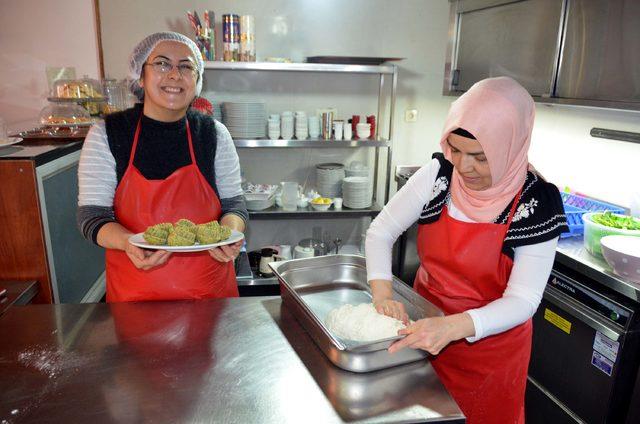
185, 119, 197, 164
129, 116, 143, 167
505, 188, 523, 228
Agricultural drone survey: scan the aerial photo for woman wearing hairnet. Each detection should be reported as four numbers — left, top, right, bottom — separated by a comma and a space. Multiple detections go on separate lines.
78, 32, 247, 302
365, 77, 568, 423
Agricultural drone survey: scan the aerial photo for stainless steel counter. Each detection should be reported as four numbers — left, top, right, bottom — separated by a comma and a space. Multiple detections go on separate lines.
0, 298, 464, 424
0, 139, 82, 166
556, 237, 640, 302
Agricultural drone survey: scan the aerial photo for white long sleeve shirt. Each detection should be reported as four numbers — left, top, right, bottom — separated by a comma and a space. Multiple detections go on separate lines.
366, 158, 557, 342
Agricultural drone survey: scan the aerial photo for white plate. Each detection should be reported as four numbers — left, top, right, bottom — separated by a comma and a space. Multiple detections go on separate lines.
0, 137, 23, 147
129, 229, 244, 252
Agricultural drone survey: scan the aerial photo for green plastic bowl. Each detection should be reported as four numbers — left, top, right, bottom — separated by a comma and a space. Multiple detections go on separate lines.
582, 212, 640, 257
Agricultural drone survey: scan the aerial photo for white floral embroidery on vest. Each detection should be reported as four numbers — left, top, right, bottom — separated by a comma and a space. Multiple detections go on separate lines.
432, 176, 448, 199
512, 198, 539, 222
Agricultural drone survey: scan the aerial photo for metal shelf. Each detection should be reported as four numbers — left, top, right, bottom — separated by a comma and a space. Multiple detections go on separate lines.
249, 203, 382, 219
234, 138, 390, 148
203, 61, 396, 75
236, 276, 279, 287
206, 59, 398, 204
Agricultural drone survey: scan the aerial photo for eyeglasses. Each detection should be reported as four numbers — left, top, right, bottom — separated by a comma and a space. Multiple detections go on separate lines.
144, 60, 198, 78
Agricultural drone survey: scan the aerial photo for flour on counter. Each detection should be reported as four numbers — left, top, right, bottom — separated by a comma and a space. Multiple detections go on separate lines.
325, 303, 407, 342
17, 346, 89, 379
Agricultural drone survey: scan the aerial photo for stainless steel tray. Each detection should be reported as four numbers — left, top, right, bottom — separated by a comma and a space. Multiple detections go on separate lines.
270, 254, 443, 372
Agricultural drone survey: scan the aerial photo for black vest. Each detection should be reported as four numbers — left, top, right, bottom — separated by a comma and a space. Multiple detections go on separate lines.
104, 104, 219, 195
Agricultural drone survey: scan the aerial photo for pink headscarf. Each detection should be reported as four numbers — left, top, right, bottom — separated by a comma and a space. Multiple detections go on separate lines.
439, 77, 535, 223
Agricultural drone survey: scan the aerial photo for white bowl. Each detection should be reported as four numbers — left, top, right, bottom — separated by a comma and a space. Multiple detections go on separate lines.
297, 197, 309, 208
310, 200, 332, 211
245, 193, 275, 210
357, 130, 370, 139
601, 235, 640, 283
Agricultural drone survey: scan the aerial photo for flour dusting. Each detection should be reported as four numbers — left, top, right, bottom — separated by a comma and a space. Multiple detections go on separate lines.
17, 346, 87, 379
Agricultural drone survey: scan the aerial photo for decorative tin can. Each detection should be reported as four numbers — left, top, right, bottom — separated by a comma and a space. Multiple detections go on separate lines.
222, 14, 240, 62
240, 15, 256, 62
321, 112, 334, 140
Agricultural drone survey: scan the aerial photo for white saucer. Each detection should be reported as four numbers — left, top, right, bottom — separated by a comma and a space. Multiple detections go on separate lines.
0, 137, 23, 148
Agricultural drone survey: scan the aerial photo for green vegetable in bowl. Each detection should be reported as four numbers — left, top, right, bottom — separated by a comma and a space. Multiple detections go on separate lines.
591, 212, 640, 230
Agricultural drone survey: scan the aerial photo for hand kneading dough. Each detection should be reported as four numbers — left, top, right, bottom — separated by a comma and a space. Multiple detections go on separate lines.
325, 303, 407, 342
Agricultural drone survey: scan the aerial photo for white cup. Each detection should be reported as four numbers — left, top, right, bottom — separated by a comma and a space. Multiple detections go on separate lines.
308, 116, 320, 138
268, 129, 280, 140
333, 197, 343, 210
281, 118, 294, 139
279, 244, 292, 260
356, 123, 371, 140
333, 120, 344, 140
343, 124, 352, 140
294, 245, 315, 259
281, 129, 294, 140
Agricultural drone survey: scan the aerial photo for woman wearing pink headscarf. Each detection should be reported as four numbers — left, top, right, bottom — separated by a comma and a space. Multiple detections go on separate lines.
366, 77, 568, 423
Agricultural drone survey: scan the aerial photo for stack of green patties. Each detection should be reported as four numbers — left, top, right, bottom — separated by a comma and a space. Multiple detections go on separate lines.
168, 219, 197, 246
142, 222, 174, 245
142, 219, 232, 246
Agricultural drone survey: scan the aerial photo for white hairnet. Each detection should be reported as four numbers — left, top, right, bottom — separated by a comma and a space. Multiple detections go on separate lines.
128, 31, 204, 101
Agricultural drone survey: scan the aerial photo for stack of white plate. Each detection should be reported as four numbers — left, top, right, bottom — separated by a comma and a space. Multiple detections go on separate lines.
316, 163, 345, 198
345, 165, 370, 179
222, 101, 266, 139
342, 176, 373, 209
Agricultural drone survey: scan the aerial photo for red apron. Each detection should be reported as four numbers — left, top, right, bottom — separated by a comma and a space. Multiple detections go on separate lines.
414, 192, 530, 424
105, 117, 238, 302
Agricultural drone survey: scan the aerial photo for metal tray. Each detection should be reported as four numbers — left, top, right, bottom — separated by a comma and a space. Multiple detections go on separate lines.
269, 254, 443, 372
306, 56, 404, 65
11, 126, 89, 140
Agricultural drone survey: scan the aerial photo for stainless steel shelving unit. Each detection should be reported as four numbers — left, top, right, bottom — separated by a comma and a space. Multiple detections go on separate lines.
248, 203, 382, 219
203, 61, 396, 75
203, 60, 398, 217
233, 139, 390, 148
